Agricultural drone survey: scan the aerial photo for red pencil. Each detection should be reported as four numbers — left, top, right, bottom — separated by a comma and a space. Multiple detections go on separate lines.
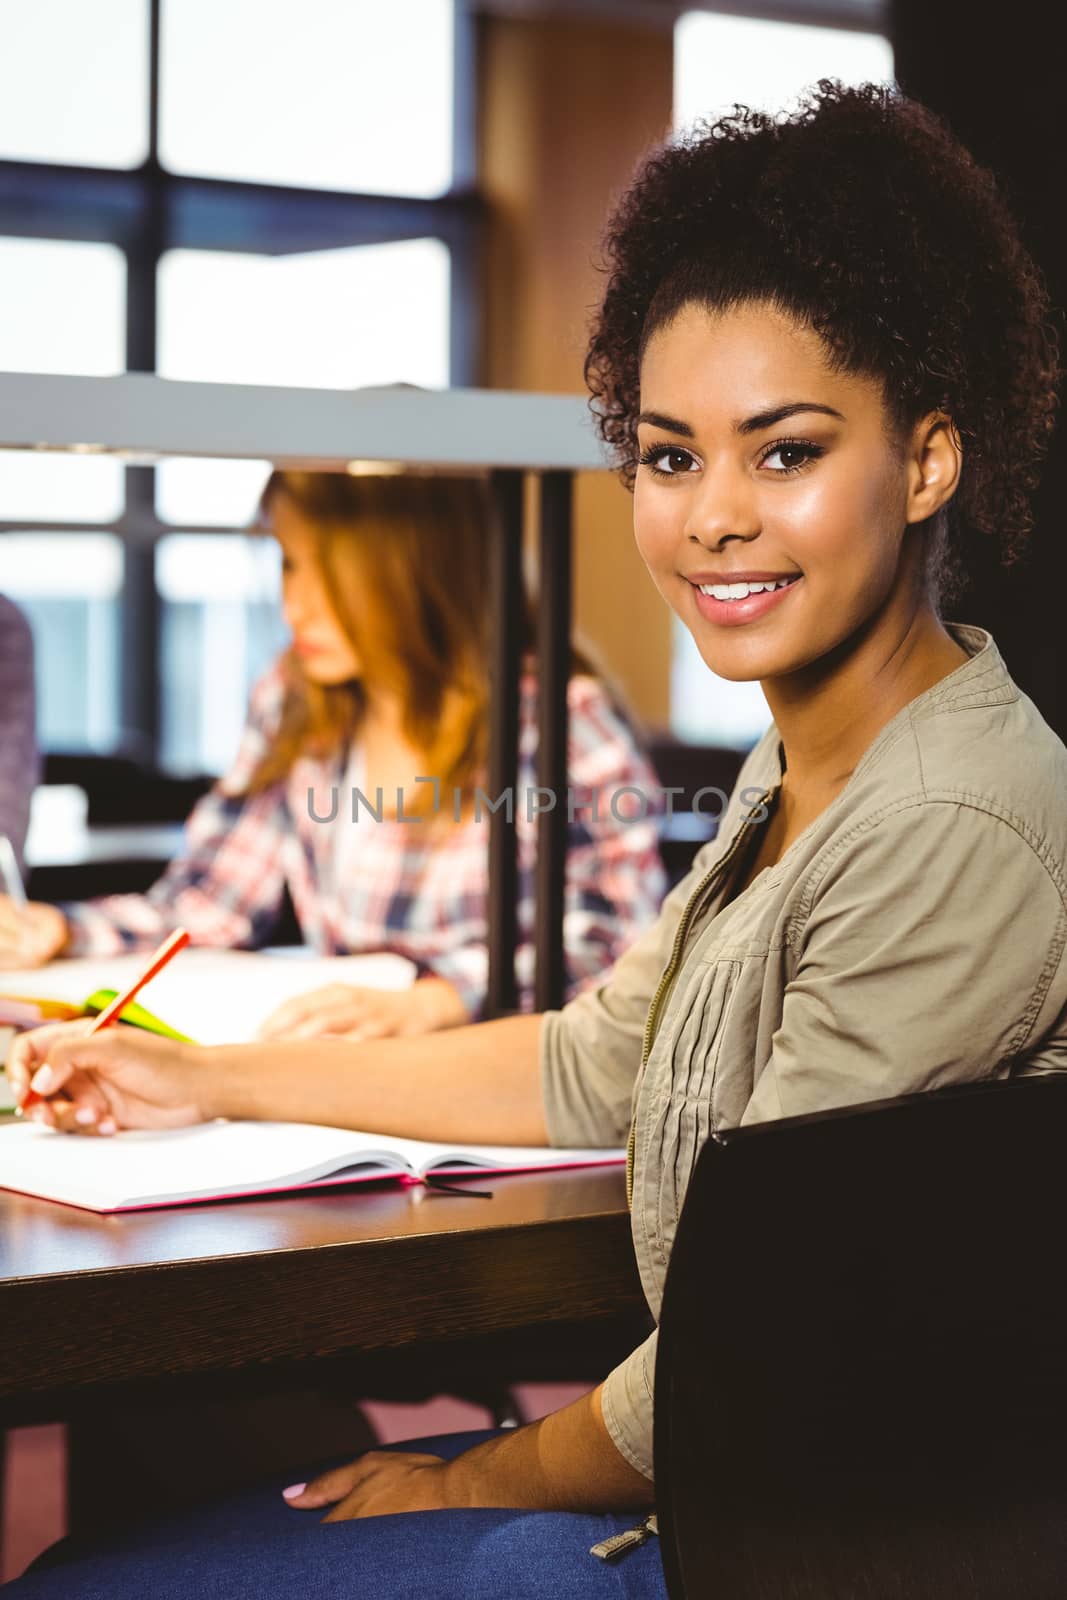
87, 926, 191, 1035
19, 927, 190, 1115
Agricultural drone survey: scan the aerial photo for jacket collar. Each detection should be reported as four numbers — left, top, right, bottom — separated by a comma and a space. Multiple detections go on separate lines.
767, 623, 1010, 791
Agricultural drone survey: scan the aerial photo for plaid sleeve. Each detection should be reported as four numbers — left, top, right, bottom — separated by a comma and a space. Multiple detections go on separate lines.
62, 667, 293, 957
524, 674, 667, 1006
412, 947, 488, 1025
421, 674, 667, 1019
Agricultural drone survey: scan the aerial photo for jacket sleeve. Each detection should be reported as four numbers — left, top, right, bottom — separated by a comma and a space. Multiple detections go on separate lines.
539, 725, 778, 1149
62, 669, 292, 957
538, 851, 713, 1148
742, 798, 1067, 1125
601, 1327, 659, 1481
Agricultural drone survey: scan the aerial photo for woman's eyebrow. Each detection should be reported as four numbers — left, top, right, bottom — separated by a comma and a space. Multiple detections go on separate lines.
637, 410, 694, 436
735, 401, 845, 435
637, 401, 846, 438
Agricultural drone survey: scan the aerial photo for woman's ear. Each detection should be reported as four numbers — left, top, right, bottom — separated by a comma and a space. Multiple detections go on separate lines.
905, 411, 962, 524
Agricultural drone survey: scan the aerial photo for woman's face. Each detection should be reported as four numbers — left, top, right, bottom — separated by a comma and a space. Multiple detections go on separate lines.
271, 492, 363, 685
634, 300, 937, 685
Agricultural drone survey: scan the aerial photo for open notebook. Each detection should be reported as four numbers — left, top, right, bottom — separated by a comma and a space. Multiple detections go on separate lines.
0, 1120, 624, 1214
0, 949, 417, 1048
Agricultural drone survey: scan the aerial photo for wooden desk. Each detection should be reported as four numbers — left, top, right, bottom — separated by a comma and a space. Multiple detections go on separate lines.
0, 1167, 642, 1426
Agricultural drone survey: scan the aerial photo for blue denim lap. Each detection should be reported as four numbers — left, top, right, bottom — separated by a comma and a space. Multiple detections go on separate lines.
2, 1430, 668, 1600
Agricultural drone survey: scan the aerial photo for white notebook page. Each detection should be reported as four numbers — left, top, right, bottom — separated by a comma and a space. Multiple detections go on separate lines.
0, 948, 416, 1046
0, 1119, 624, 1212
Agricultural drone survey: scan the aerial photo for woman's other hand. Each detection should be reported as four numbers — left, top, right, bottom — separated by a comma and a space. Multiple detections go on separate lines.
0, 899, 68, 968
257, 976, 467, 1043
279, 1384, 655, 1521
282, 1452, 453, 1522
8, 1021, 210, 1133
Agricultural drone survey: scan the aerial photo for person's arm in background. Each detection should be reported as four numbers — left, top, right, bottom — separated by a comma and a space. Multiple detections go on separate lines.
10, 788, 731, 1142
535, 672, 667, 1003
0, 595, 39, 872
351, 671, 670, 1031
0, 667, 292, 966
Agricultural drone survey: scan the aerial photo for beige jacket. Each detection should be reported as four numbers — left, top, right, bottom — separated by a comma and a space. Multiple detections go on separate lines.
540, 624, 1067, 1479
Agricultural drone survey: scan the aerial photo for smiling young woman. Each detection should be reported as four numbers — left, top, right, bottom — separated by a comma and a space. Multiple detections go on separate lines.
629, 299, 976, 888
7, 82, 1067, 1600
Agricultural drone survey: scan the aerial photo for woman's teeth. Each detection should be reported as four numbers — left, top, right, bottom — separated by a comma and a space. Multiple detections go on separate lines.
697, 577, 798, 600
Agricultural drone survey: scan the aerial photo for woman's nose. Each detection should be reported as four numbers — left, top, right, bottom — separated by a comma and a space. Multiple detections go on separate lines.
683, 461, 761, 549
282, 575, 310, 628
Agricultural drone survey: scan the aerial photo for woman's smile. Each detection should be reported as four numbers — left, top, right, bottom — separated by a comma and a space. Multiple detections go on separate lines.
687, 571, 803, 627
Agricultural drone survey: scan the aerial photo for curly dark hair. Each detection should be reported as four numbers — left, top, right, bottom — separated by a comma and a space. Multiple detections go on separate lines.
584, 80, 1060, 608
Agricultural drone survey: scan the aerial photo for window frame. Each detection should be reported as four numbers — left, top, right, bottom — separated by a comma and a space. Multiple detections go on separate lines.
0, 0, 483, 761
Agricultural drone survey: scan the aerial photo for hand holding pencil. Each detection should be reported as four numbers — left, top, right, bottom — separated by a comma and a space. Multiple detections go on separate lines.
0, 836, 69, 968
11, 928, 200, 1134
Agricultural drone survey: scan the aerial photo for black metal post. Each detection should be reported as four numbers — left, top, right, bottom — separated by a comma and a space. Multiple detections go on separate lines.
119, 0, 163, 759
534, 471, 572, 1012
485, 470, 524, 1017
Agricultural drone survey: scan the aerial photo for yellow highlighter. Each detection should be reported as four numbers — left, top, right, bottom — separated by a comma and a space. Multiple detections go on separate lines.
83, 990, 199, 1046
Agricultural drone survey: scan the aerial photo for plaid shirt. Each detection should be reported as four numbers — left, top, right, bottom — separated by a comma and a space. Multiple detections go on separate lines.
63, 666, 667, 1019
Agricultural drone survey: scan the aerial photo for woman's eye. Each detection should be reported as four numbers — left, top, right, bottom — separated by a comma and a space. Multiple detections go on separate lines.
641, 446, 699, 476
762, 441, 822, 474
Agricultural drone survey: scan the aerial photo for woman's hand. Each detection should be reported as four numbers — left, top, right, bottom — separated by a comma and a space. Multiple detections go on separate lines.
7, 1021, 211, 1132
283, 1452, 455, 1521
0, 898, 69, 968
258, 977, 468, 1043
281, 1386, 654, 1522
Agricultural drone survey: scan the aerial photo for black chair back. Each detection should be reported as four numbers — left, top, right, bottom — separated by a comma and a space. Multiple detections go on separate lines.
654, 1076, 1067, 1598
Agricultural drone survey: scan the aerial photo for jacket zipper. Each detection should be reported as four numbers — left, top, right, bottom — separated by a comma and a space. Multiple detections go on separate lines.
590, 1512, 659, 1561
625, 788, 774, 1208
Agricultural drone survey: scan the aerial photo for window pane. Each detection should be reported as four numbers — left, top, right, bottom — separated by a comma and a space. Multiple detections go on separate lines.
674, 12, 895, 132
0, 239, 127, 520
160, 0, 454, 197
0, 534, 123, 751
671, 12, 892, 744
0, 239, 126, 375
155, 240, 451, 524
0, 0, 149, 168
156, 535, 289, 774
0, 455, 124, 523
156, 460, 273, 530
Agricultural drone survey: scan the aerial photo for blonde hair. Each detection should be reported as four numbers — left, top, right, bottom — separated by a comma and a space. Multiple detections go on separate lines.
244, 470, 509, 810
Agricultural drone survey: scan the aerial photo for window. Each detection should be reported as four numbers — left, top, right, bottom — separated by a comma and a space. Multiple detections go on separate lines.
0, 238, 126, 376
0, 238, 127, 740
674, 11, 894, 134
0, 535, 123, 752
155, 238, 451, 526
156, 536, 288, 774
159, 0, 454, 197
670, 8, 894, 747
0, 1, 476, 772
0, 0, 149, 169
0, 239, 127, 523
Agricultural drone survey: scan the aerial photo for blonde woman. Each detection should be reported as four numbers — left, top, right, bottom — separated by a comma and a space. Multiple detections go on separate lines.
0, 471, 665, 1036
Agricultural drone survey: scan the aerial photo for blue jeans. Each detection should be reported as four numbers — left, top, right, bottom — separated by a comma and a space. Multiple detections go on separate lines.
2, 1430, 669, 1599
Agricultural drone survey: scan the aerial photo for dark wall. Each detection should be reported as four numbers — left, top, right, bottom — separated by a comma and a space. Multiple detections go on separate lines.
891, 1, 1067, 743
